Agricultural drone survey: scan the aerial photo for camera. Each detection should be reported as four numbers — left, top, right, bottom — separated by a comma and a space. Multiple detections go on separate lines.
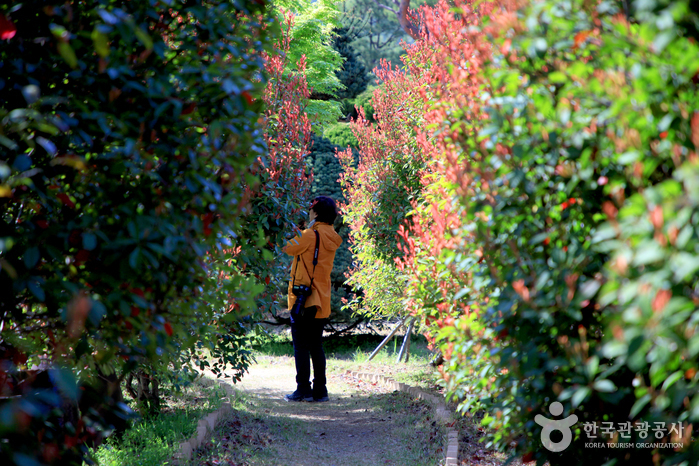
292, 284, 312, 298
290, 285, 313, 323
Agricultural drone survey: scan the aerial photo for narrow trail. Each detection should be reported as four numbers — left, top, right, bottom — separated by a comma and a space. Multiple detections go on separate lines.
202, 355, 443, 466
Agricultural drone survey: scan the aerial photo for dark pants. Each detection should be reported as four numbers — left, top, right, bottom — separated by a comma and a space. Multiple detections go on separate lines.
291, 311, 327, 398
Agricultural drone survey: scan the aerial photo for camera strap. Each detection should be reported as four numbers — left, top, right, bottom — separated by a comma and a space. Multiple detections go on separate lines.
291, 229, 320, 290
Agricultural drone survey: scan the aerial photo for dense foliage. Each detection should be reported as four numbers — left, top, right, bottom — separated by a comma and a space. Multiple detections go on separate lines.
340, 0, 699, 464
333, 26, 370, 102
337, 44, 428, 320
324, 123, 359, 149
275, 0, 345, 129
241, 10, 316, 330
0, 0, 289, 463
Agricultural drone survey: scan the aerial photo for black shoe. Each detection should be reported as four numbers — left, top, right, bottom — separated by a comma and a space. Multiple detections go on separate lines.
284, 391, 313, 402
313, 396, 329, 402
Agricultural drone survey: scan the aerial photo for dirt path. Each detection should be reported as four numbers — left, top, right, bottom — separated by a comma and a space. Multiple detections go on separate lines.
200, 355, 443, 466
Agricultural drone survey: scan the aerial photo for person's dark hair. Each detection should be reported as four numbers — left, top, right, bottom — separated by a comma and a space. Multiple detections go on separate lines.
311, 196, 338, 224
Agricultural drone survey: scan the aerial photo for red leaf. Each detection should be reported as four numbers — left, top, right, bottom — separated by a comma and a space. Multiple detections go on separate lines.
572, 30, 590, 50
36, 220, 49, 229
75, 249, 90, 264
242, 91, 254, 105
57, 193, 76, 209
164, 322, 173, 337
69, 229, 81, 245
64, 434, 79, 449
649, 205, 663, 229
0, 15, 17, 40
182, 102, 196, 115
203, 212, 214, 236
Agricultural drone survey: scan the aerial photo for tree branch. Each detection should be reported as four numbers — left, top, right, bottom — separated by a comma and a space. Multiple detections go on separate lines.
372, 0, 422, 41
376, 27, 402, 49
372, 0, 397, 15
398, 0, 421, 40
324, 317, 365, 340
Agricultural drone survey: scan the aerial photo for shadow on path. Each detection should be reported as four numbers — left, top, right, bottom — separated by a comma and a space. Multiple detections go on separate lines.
199, 356, 442, 466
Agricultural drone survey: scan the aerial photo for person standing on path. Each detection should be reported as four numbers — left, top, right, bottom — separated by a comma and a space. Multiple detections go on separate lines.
282, 196, 342, 402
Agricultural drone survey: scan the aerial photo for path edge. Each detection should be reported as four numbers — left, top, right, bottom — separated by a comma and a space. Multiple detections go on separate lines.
174, 376, 237, 464
349, 370, 458, 466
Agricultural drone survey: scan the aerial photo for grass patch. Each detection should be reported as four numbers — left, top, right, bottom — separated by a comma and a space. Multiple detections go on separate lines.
371, 390, 446, 465
452, 409, 524, 465
91, 378, 227, 466
188, 391, 278, 466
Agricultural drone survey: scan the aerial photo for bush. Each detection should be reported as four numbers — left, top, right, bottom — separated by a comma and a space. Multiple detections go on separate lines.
422, 2, 699, 463
0, 1, 275, 463
340, 0, 699, 464
324, 123, 359, 149
333, 27, 371, 101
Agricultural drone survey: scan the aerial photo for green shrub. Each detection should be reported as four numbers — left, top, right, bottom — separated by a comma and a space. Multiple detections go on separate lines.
419, 1, 699, 464
333, 27, 371, 100
93, 381, 226, 466
0, 1, 273, 463
339, 0, 699, 464
324, 123, 359, 149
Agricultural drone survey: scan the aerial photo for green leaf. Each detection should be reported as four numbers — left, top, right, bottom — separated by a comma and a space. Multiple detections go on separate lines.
49, 367, 79, 400
633, 241, 665, 265
262, 249, 273, 261
672, 253, 699, 281
82, 233, 97, 251
28, 280, 45, 302
653, 30, 675, 52
57, 42, 78, 69
91, 27, 110, 57
89, 300, 107, 326
661, 371, 683, 392
129, 247, 140, 269
133, 26, 153, 50
0, 135, 19, 150
630, 394, 651, 418
593, 379, 616, 392
586, 356, 599, 380
454, 287, 470, 301
529, 232, 549, 245
24, 247, 40, 269
572, 386, 591, 408
548, 71, 567, 83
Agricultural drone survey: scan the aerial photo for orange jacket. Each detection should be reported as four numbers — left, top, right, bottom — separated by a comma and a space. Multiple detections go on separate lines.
283, 222, 342, 319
